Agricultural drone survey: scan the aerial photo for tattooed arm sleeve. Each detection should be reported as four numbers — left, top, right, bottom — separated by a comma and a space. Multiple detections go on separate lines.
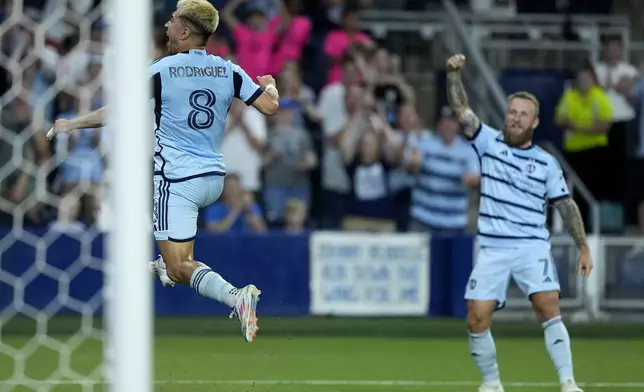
553, 196, 589, 252
446, 71, 481, 138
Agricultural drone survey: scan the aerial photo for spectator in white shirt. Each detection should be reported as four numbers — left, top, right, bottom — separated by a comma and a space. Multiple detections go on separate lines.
624, 60, 644, 233
221, 100, 267, 196
593, 36, 639, 202
388, 104, 427, 231
318, 54, 360, 228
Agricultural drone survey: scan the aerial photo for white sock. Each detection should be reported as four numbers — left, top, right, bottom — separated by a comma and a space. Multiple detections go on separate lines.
189, 266, 239, 308
543, 316, 574, 382
469, 329, 501, 384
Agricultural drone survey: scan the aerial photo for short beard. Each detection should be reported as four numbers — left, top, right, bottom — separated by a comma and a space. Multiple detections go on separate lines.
502, 125, 534, 147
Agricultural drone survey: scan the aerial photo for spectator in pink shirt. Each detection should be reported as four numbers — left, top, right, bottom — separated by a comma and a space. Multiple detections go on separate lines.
323, 7, 373, 85
222, 0, 277, 79
269, 0, 312, 76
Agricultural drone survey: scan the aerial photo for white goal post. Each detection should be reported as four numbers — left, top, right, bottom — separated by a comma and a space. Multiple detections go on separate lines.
107, 0, 152, 391
0, 0, 152, 391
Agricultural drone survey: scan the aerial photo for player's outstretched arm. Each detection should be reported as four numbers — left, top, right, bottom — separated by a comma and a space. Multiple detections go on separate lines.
68, 106, 108, 129
445, 54, 481, 138
46, 106, 107, 140
553, 196, 593, 277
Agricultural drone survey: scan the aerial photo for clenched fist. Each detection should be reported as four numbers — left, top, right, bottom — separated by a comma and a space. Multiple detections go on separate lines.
446, 54, 466, 72
256, 75, 276, 89
46, 119, 75, 140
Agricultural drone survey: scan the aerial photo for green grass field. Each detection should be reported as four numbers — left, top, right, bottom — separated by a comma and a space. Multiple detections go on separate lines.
1, 318, 643, 392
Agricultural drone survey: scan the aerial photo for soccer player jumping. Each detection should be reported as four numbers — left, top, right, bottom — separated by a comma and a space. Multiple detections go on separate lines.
47, 0, 280, 343
445, 54, 592, 392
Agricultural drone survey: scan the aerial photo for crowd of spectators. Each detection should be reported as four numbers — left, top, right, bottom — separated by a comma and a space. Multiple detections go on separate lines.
555, 37, 644, 233
0, 0, 642, 236
191, 0, 477, 234
0, 0, 476, 236
0, 0, 106, 231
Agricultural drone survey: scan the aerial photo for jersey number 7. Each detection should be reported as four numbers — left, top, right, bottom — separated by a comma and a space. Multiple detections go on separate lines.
188, 88, 216, 130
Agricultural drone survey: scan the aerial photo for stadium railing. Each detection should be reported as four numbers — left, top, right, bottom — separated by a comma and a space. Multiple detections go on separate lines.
358, 10, 443, 125
539, 141, 600, 236
440, 0, 506, 128
360, 9, 631, 66
631, 41, 644, 64
481, 40, 596, 71
498, 234, 644, 322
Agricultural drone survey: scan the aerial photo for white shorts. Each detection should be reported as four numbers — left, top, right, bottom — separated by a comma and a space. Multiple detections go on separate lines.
153, 175, 224, 242
464, 245, 560, 309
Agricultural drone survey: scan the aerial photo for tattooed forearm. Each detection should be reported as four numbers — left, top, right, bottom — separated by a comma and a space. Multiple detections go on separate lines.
446, 71, 469, 111
446, 71, 480, 136
554, 197, 589, 252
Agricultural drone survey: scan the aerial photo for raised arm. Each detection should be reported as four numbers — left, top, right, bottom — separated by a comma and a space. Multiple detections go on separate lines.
445, 54, 481, 138
370, 114, 402, 164
222, 0, 245, 30
274, 0, 290, 31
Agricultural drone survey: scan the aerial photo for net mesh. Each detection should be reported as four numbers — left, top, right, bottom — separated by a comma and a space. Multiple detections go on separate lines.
0, 1, 109, 390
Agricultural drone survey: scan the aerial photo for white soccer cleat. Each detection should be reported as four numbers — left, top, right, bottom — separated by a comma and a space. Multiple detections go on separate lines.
229, 284, 261, 342
561, 379, 583, 392
149, 255, 175, 287
477, 382, 504, 392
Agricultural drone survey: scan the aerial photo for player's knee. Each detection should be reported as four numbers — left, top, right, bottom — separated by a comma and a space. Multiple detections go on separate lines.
466, 300, 495, 333
467, 311, 491, 333
530, 291, 560, 322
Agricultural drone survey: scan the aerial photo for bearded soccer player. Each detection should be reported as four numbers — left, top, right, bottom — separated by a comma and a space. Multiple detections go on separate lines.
445, 54, 592, 392
48, 0, 280, 342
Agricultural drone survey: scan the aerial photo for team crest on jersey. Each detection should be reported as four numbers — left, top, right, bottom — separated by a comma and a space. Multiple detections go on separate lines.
525, 162, 536, 174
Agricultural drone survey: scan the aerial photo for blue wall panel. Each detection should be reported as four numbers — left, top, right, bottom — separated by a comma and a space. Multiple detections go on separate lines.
0, 230, 477, 318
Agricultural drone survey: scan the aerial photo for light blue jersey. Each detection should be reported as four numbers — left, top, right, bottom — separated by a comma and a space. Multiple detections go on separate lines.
468, 123, 569, 248
149, 49, 263, 242
411, 132, 480, 230
149, 49, 263, 182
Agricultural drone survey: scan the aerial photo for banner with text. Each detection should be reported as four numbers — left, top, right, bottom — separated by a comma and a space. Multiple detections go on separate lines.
309, 232, 430, 316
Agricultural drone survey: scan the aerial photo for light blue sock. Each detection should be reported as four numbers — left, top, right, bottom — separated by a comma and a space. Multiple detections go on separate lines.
190, 266, 239, 308
542, 316, 574, 382
469, 329, 501, 383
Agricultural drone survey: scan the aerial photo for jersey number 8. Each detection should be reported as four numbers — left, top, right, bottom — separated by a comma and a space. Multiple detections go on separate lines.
187, 88, 216, 130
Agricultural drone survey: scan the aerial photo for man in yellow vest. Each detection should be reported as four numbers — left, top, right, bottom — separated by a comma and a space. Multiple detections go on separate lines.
555, 64, 613, 226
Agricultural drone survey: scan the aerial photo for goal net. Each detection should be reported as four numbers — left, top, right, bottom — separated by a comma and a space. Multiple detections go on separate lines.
0, 0, 151, 391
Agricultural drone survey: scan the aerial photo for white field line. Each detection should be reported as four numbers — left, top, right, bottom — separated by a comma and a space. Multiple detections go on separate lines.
1, 380, 643, 388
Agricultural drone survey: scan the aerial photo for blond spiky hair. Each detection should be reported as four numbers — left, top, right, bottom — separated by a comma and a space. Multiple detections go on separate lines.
176, 0, 219, 35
